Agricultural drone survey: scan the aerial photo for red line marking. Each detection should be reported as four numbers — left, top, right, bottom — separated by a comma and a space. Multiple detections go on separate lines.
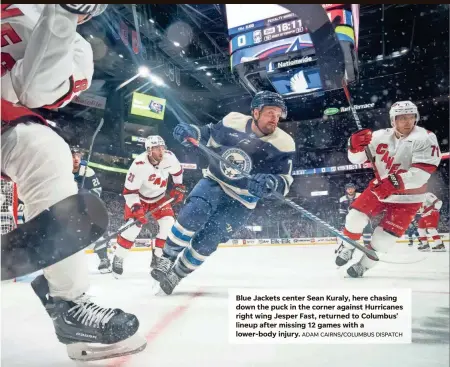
107, 290, 204, 367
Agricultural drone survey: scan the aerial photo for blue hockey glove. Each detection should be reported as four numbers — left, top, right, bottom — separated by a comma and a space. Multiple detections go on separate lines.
173, 122, 199, 147
248, 174, 279, 198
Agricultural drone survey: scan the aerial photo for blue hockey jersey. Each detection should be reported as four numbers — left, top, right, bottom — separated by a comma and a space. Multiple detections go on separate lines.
73, 160, 102, 197
192, 112, 295, 209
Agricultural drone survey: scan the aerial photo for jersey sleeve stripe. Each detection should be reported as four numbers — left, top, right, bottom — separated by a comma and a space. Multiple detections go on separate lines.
411, 162, 438, 174
123, 188, 139, 195
42, 76, 75, 109
171, 169, 183, 176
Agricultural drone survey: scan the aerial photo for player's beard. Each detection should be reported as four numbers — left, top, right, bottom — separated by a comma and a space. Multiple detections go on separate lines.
148, 152, 163, 165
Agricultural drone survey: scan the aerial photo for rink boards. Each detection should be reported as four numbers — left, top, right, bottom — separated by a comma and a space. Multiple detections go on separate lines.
84, 233, 450, 253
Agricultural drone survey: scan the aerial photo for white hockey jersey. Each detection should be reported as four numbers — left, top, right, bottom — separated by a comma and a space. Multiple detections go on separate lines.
419, 192, 442, 217
348, 126, 441, 203
1, 4, 93, 109
123, 151, 183, 208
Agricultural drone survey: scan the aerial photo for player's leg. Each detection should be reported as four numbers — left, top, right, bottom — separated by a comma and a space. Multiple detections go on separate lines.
152, 178, 222, 281
93, 238, 111, 273
159, 195, 252, 294
347, 201, 422, 277
362, 220, 373, 247
427, 212, 445, 251
112, 203, 145, 277
417, 216, 430, 251
149, 200, 175, 268
335, 187, 384, 266
2, 123, 144, 359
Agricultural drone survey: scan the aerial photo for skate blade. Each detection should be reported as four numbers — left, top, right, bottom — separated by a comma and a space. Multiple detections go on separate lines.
150, 278, 166, 296
112, 271, 123, 279
432, 248, 447, 252
67, 333, 147, 362
99, 268, 112, 274
418, 248, 431, 252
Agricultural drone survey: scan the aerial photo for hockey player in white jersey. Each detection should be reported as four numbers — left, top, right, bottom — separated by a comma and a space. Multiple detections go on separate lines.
335, 101, 442, 277
112, 135, 186, 278
1, 4, 145, 361
417, 192, 445, 252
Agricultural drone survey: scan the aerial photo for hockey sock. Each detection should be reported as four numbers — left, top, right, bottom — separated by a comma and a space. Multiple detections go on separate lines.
95, 246, 108, 260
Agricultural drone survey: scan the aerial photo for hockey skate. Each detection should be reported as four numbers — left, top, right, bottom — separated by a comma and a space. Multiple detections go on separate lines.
112, 255, 124, 278
31, 275, 146, 361
431, 243, 446, 252
159, 267, 183, 295
150, 255, 174, 282
150, 247, 162, 270
98, 258, 111, 274
346, 262, 368, 278
418, 243, 430, 252
335, 242, 355, 267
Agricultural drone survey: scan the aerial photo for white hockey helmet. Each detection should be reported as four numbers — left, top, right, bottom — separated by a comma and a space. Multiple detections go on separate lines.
389, 101, 420, 127
145, 135, 165, 150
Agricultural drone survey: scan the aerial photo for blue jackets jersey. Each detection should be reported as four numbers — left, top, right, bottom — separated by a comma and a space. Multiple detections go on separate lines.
192, 112, 295, 209
73, 160, 102, 197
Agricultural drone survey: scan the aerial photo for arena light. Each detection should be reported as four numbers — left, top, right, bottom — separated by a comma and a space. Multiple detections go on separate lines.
173, 41, 180, 47
150, 74, 165, 87
138, 66, 150, 77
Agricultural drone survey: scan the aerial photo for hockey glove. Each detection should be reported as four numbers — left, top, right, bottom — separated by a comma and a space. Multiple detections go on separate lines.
130, 204, 148, 225
371, 174, 404, 200
173, 123, 199, 147
348, 129, 372, 153
169, 184, 187, 204
248, 174, 279, 199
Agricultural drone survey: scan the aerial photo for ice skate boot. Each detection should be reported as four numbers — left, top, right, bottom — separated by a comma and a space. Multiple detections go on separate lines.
31, 275, 146, 361
418, 243, 430, 252
112, 255, 124, 278
408, 240, 413, 247
150, 246, 163, 270
159, 267, 183, 295
346, 262, 368, 278
335, 242, 355, 266
150, 255, 174, 282
432, 243, 446, 252
98, 258, 111, 274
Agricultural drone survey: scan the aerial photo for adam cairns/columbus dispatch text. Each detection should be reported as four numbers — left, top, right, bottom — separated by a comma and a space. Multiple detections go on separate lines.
228, 289, 411, 344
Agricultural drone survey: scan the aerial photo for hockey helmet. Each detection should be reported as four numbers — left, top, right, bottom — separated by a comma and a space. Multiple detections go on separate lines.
251, 91, 287, 119
389, 101, 420, 126
70, 147, 82, 156
145, 135, 166, 150
345, 183, 356, 189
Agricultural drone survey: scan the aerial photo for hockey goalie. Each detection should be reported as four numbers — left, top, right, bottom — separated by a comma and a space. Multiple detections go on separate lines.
112, 135, 186, 278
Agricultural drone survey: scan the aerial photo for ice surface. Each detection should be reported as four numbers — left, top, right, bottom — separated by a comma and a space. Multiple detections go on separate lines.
1, 243, 449, 367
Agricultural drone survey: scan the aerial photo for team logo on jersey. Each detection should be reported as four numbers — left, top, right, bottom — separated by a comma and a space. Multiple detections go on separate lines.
220, 148, 252, 180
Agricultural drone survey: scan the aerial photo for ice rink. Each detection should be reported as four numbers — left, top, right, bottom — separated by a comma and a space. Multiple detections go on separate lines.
2, 243, 449, 367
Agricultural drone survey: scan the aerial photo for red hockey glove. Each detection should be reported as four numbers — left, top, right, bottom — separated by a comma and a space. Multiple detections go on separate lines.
130, 204, 148, 225
169, 184, 187, 204
348, 129, 372, 153
371, 174, 405, 200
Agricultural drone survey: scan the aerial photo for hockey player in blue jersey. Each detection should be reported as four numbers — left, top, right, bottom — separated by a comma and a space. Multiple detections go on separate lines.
151, 91, 296, 294
71, 147, 109, 272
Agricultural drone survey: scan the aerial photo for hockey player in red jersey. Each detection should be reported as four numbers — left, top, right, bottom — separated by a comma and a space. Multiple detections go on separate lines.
335, 101, 442, 277
417, 192, 445, 252
112, 135, 186, 278
1, 4, 145, 361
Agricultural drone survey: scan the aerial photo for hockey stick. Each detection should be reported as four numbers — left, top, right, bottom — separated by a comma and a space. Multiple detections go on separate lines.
184, 137, 379, 261
81, 118, 104, 189
93, 197, 175, 251
341, 80, 382, 182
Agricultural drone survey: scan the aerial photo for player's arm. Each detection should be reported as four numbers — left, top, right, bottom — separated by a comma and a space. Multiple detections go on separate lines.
122, 161, 146, 209
167, 152, 186, 203
396, 133, 441, 190
347, 129, 373, 164
338, 196, 347, 225
10, 5, 94, 109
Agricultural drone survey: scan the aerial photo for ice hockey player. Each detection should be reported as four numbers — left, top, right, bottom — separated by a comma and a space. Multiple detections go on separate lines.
417, 192, 445, 252
112, 135, 186, 278
335, 101, 442, 277
337, 182, 372, 247
151, 90, 295, 295
1, 4, 145, 360
405, 217, 421, 247
71, 147, 110, 272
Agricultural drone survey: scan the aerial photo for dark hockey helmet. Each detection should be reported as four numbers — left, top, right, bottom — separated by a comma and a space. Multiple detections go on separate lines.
70, 147, 82, 156
251, 91, 287, 119
345, 183, 356, 189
